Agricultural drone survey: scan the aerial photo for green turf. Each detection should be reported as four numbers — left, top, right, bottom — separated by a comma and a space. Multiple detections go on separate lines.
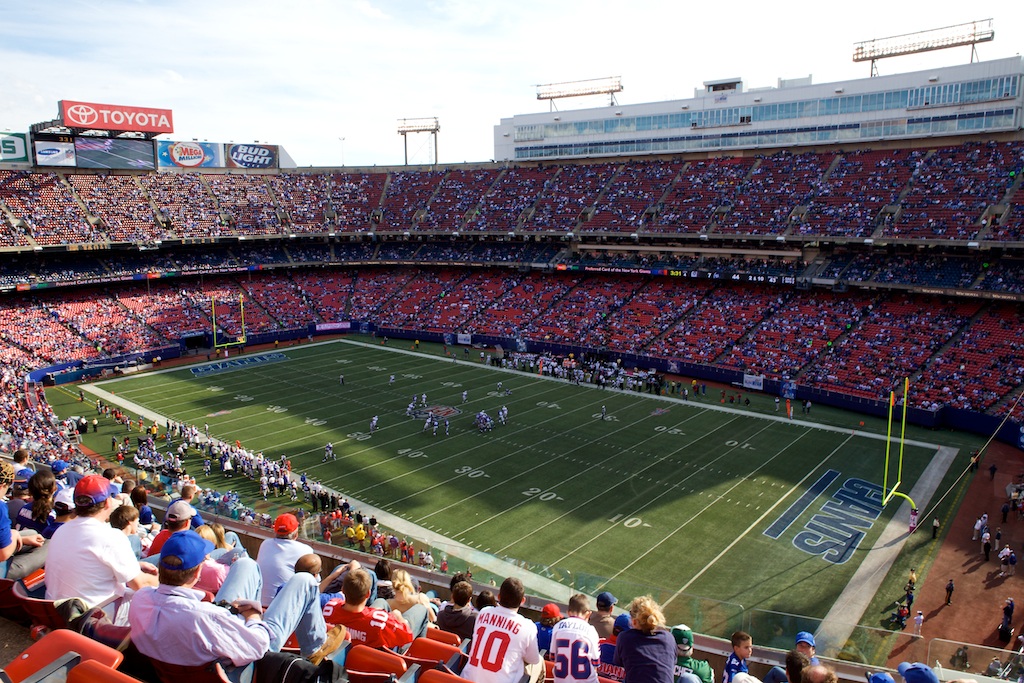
49, 337, 984, 642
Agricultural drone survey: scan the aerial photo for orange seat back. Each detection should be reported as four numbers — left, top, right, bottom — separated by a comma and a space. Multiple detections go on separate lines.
425, 628, 462, 647
419, 669, 470, 683
345, 644, 408, 683
4, 629, 123, 683
69, 659, 146, 683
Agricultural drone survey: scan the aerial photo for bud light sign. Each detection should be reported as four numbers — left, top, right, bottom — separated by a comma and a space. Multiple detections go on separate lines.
225, 143, 278, 169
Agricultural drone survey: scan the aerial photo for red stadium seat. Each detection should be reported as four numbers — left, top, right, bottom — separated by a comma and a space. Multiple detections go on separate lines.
425, 627, 462, 646
68, 659, 145, 683
419, 669, 471, 683
401, 637, 466, 672
3, 629, 123, 683
345, 644, 408, 683
10, 581, 70, 639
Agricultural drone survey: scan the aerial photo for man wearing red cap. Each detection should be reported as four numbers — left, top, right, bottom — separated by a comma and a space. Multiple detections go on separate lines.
45, 474, 158, 608
256, 513, 312, 606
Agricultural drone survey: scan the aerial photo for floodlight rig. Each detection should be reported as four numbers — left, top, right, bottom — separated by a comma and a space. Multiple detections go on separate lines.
536, 76, 623, 111
397, 117, 440, 166
853, 19, 994, 77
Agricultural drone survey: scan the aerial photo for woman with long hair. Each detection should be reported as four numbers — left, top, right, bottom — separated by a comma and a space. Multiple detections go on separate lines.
15, 470, 57, 534
613, 595, 676, 683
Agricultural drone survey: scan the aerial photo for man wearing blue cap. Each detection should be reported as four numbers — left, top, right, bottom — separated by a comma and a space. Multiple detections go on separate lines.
897, 662, 939, 683
129, 531, 345, 678
764, 631, 820, 683
590, 591, 617, 639
795, 632, 819, 665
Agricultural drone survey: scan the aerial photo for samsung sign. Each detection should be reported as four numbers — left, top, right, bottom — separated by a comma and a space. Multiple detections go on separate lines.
0, 133, 28, 163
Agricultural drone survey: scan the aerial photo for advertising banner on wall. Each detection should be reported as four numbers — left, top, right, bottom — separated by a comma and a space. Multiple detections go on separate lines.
34, 140, 76, 166
225, 143, 278, 169
0, 133, 29, 163
75, 138, 155, 170
59, 100, 174, 134
157, 140, 224, 168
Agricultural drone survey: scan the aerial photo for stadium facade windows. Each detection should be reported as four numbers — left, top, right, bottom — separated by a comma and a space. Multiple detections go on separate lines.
496, 57, 1023, 161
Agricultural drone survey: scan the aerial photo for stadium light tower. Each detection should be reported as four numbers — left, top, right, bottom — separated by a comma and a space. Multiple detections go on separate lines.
853, 19, 994, 77
397, 117, 440, 166
536, 76, 623, 112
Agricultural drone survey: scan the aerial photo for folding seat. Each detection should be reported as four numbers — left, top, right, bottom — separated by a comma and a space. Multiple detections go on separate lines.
2, 629, 123, 683
345, 644, 409, 683
401, 637, 466, 672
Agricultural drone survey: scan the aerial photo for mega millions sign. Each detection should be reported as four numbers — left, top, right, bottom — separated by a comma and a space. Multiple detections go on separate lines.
59, 100, 174, 134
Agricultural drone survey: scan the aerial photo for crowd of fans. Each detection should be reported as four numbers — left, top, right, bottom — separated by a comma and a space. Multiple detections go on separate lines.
0, 264, 1021, 414
0, 142, 1022, 245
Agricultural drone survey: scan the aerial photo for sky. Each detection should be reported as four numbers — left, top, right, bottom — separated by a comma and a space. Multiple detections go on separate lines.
0, 1, 1020, 167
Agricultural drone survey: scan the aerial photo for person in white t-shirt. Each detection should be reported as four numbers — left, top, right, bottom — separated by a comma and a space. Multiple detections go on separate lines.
462, 576, 541, 683
255, 513, 312, 606
45, 474, 157, 607
551, 594, 601, 683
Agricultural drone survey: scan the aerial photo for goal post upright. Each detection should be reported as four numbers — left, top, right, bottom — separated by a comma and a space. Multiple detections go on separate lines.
211, 294, 247, 350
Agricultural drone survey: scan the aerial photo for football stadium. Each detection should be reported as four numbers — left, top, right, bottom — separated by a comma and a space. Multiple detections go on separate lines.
2, 11, 1024, 683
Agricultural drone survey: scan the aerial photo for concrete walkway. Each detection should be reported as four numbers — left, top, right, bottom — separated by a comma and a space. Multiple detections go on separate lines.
816, 445, 959, 654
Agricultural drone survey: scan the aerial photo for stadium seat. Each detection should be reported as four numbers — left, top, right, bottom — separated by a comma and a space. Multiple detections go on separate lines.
345, 644, 408, 683
2, 629, 123, 683
402, 637, 466, 672
419, 669, 471, 683
425, 628, 462, 646
68, 659, 145, 683
9, 582, 69, 639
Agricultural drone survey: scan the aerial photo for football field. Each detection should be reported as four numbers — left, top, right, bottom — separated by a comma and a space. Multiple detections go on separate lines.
73, 338, 949, 632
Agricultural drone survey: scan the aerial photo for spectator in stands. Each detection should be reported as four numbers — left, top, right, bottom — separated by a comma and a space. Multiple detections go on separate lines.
764, 631, 819, 683
373, 558, 396, 601
462, 576, 541, 683
5, 471, 31, 520
474, 589, 496, 611
786, 650, 811, 683
146, 500, 195, 557
388, 567, 437, 630
0, 461, 46, 580
896, 662, 939, 683
550, 594, 601, 683
14, 469, 57, 534
42, 487, 75, 540
109, 504, 143, 559
437, 580, 476, 642
613, 595, 675, 683
129, 531, 346, 673
802, 665, 839, 683
590, 590, 617, 638
323, 566, 416, 650
130, 486, 158, 535
671, 624, 714, 683
536, 602, 563, 654
172, 483, 205, 529
193, 525, 229, 593
598, 613, 631, 682
44, 474, 157, 607
209, 522, 244, 560
256, 513, 312, 606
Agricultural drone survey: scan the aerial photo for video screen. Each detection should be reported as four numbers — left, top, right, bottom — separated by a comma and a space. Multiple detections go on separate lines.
74, 137, 155, 170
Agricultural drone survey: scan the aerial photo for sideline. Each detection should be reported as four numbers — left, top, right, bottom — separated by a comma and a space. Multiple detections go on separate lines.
815, 445, 959, 655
